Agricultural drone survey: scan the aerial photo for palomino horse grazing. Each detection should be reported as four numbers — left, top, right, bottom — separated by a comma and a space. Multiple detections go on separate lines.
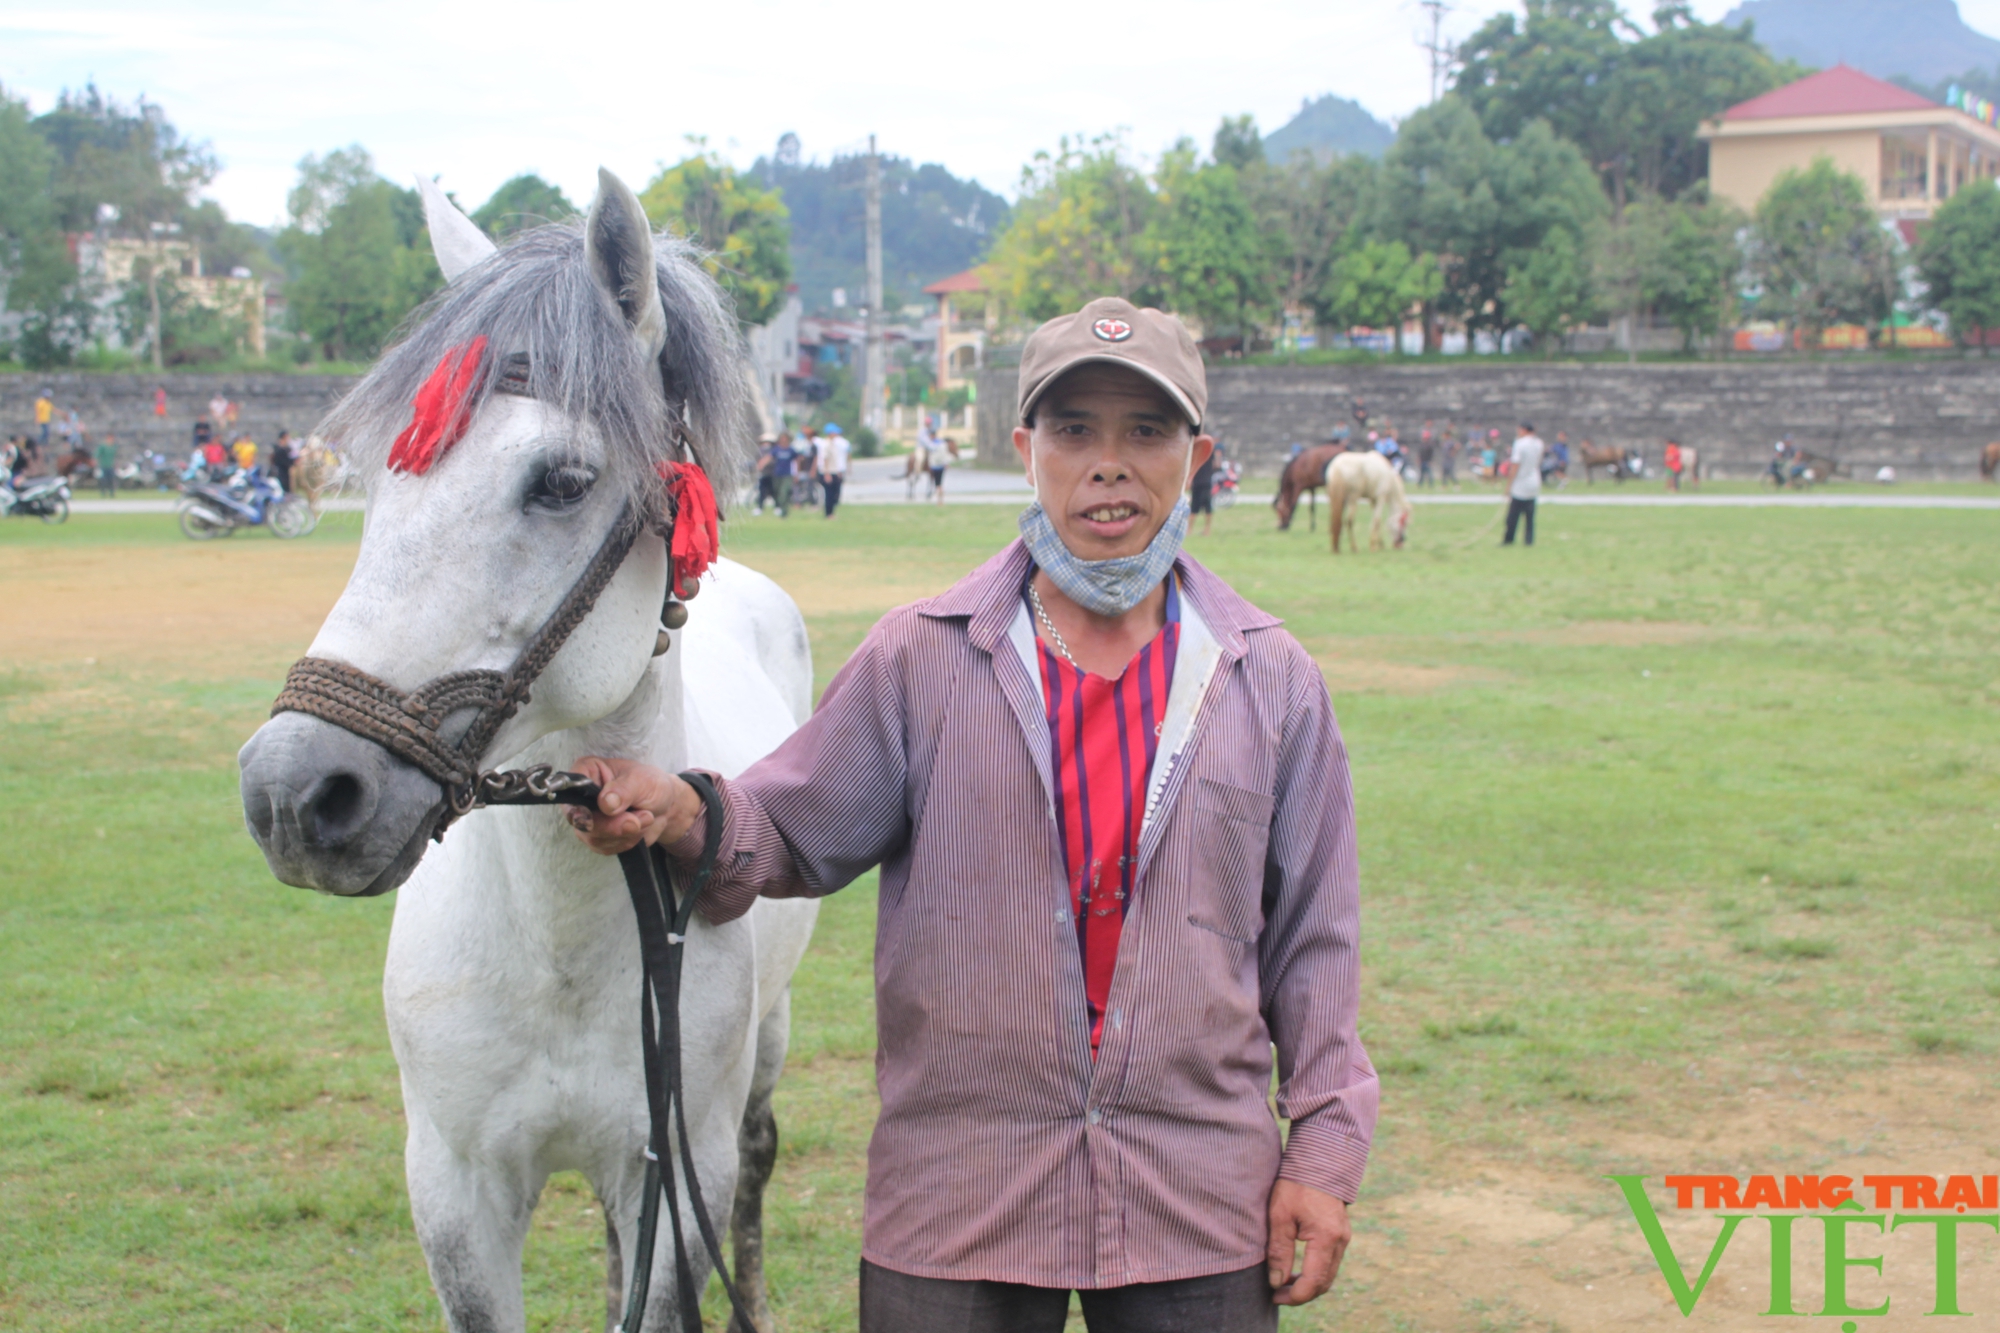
1273, 443, 1346, 530
1325, 450, 1412, 553
238, 170, 818, 1333
1982, 441, 2000, 481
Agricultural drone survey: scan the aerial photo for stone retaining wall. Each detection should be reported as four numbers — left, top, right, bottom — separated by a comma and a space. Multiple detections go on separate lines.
977, 358, 2000, 479
2, 372, 358, 457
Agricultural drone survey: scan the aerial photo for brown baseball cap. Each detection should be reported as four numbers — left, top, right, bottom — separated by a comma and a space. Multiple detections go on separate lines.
1017, 296, 1206, 430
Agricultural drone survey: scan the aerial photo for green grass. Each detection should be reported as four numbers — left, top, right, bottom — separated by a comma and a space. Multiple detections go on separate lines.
3, 500, 1997, 1329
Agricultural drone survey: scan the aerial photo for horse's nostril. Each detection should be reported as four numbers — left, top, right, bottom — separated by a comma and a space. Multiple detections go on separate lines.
305, 772, 368, 846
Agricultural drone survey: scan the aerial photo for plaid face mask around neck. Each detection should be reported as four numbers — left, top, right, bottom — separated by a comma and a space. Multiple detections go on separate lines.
1018, 498, 1189, 617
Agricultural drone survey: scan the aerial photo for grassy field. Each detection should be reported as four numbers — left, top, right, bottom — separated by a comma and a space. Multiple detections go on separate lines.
2, 498, 1997, 1331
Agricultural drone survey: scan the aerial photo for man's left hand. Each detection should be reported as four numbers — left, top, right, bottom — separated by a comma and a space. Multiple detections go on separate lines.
1267, 1180, 1350, 1306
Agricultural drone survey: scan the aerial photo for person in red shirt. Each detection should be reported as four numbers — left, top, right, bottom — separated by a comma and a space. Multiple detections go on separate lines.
570, 298, 1373, 1333
1664, 439, 1683, 492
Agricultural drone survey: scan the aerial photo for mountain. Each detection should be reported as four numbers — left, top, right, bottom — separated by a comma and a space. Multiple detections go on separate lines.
751, 142, 1010, 317
1262, 94, 1396, 163
1721, 0, 2000, 83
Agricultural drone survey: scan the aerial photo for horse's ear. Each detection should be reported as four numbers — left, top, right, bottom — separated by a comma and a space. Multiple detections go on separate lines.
585, 167, 667, 360
416, 175, 497, 281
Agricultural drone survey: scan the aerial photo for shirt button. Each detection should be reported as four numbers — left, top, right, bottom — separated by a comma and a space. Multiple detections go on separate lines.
1055, 909, 1069, 924
1087, 1109, 1102, 1126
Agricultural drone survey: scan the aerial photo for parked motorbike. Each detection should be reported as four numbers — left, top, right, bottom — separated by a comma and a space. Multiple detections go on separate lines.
177, 469, 316, 540
1210, 459, 1242, 508
116, 451, 175, 491
1, 474, 71, 524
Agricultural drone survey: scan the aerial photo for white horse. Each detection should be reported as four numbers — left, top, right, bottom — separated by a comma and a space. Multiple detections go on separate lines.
238, 170, 818, 1333
1324, 450, 1412, 552
900, 440, 930, 500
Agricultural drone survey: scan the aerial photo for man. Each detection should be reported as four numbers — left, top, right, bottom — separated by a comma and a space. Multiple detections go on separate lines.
753, 434, 780, 513
1504, 421, 1544, 547
231, 435, 258, 474
1188, 439, 1217, 535
270, 430, 297, 493
768, 432, 797, 517
569, 296, 1374, 1333
1663, 439, 1683, 492
1417, 422, 1436, 488
94, 435, 117, 499
34, 390, 53, 447
929, 434, 955, 503
816, 422, 851, 518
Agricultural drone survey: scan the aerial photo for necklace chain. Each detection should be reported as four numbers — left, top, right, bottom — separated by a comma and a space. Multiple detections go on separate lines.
1028, 584, 1083, 671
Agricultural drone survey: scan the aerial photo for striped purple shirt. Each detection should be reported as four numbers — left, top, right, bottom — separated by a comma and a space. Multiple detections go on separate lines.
680, 539, 1376, 1288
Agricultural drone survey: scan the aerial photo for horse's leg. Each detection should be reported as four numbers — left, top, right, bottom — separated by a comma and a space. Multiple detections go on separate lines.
406, 1108, 538, 1333
730, 988, 791, 1333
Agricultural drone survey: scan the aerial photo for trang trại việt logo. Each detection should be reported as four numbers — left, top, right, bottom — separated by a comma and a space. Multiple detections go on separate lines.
1612, 1173, 1999, 1320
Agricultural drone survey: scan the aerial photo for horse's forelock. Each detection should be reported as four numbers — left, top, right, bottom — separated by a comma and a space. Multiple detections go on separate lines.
321, 223, 751, 516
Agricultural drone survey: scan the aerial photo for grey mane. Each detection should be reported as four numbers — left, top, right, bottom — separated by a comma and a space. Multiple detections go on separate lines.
321, 222, 751, 515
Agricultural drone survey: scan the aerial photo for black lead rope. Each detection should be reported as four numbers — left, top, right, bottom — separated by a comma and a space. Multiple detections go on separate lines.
486, 769, 748, 1333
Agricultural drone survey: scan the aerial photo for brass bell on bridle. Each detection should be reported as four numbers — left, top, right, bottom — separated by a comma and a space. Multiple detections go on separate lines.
653, 597, 691, 656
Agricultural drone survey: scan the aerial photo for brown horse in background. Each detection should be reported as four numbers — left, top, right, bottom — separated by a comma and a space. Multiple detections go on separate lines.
1273, 443, 1347, 529
1982, 441, 2000, 481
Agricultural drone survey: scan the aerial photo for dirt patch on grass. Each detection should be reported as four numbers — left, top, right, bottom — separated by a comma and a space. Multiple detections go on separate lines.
1326, 1059, 2000, 1332
0, 539, 359, 675
1315, 658, 1504, 695
743, 549, 971, 617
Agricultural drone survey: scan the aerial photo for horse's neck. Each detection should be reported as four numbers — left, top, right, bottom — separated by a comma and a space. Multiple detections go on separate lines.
477, 652, 686, 917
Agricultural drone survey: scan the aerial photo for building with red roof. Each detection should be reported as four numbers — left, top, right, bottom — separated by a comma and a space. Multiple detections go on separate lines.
922, 268, 989, 393
1699, 64, 2000, 221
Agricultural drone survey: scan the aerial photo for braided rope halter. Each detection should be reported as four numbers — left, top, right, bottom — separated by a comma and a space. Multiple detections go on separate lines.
269, 349, 708, 841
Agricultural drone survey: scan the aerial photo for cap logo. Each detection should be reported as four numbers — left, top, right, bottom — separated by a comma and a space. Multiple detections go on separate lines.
1091, 317, 1134, 343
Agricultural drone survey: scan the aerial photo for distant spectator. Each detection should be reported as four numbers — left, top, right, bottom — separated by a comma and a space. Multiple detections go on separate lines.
232, 435, 258, 473
1504, 423, 1544, 547
33, 390, 52, 446
270, 430, 297, 493
202, 436, 228, 477
753, 434, 779, 512
209, 392, 229, 427
816, 422, 850, 518
930, 436, 957, 504
1441, 432, 1460, 488
1417, 424, 1437, 488
95, 437, 118, 498
153, 385, 168, 419
4, 436, 22, 481
1663, 439, 1683, 492
1189, 444, 1217, 536
768, 432, 796, 517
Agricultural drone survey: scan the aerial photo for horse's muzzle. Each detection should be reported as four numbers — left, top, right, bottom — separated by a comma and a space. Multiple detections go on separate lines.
238, 711, 445, 896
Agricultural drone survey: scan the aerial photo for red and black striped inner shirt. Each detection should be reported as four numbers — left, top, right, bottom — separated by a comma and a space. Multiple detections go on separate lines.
1034, 575, 1180, 1056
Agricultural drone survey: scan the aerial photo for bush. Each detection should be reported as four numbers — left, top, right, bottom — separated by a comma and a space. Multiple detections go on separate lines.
851, 426, 880, 458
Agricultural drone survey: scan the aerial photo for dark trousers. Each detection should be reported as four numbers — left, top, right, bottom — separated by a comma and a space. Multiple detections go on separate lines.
1504, 496, 1536, 545
772, 475, 791, 515
858, 1259, 1277, 1333
822, 473, 843, 515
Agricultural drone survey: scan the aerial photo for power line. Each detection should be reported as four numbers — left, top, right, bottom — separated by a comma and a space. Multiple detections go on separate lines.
1417, 0, 1456, 105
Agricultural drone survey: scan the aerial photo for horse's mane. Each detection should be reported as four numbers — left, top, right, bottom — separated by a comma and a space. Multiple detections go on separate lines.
321, 222, 751, 515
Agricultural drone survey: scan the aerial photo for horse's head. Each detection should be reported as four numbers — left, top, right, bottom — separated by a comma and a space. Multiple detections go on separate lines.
239, 169, 746, 896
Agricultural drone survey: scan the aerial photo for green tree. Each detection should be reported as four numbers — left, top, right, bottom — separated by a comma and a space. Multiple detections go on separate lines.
1456, 1, 1789, 209
114, 270, 249, 366
32, 84, 216, 234
1316, 241, 1441, 352
1376, 100, 1604, 344
472, 173, 577, 241
0, 87, 70, 321
1916, 179, 2000, 354
1502, 227, 1595, 353
639, 147, 790, 326
1244, 147, 1379, 332
1749, 157, 1895, 346
1143, 145, 1272, 338
278, 146, 442, 361
986, 135, 1155, 323
1594, 187, 1744, 356
1211, 115, 1264, 172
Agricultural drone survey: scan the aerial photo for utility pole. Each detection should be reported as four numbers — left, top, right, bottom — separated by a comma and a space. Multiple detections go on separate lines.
863, 134, 885, 438
1418, 0, 1453, 105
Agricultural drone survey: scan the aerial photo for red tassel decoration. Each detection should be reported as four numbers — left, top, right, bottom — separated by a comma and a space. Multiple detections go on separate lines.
656, 460, 720, 589
388, 337, 488, 475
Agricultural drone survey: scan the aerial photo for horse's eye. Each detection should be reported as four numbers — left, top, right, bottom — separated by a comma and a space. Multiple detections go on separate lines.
531, 465, 597, 510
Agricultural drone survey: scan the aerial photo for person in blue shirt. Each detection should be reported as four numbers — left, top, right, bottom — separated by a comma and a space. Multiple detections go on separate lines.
769, 433, 797, 517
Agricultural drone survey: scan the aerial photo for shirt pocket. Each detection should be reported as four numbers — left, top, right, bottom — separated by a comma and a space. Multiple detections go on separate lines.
1186, 777, 1275, 945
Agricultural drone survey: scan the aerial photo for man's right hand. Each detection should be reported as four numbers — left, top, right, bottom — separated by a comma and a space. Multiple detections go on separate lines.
565, 757, 704, 855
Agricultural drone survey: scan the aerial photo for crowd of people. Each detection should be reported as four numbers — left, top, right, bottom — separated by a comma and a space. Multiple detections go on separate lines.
5, 385, 302, 498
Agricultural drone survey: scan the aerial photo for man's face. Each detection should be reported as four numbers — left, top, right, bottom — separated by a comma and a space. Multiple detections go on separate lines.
1012, 364, 1213, 561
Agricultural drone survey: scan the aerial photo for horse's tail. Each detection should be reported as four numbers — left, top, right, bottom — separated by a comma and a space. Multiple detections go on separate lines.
1327, 469, 1350, 553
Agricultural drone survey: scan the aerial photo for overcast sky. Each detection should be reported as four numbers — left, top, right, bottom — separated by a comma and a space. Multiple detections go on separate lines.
7, 0, 2000, 228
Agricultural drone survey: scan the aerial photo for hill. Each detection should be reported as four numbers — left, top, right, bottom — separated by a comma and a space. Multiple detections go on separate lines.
752, 142, 1010, 317
1262, 94, 1396, 163
1720, 0, 2000, 83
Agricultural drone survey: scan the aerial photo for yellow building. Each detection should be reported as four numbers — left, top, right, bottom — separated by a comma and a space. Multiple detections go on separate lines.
1699, 64, 2000, 222
922, 268, 988, 394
